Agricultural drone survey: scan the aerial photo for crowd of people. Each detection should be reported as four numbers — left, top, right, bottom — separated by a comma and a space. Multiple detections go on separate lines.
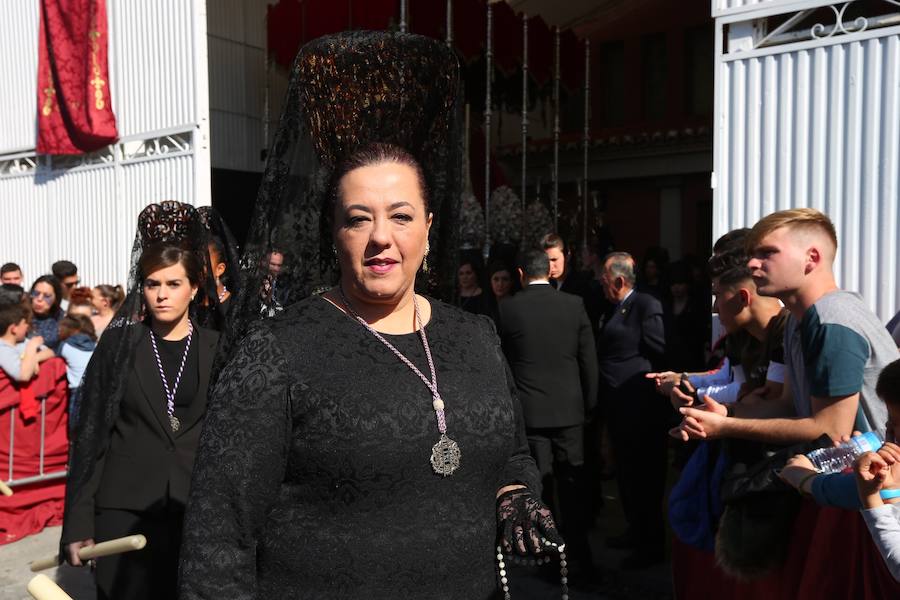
0, 261, 123, 433
448, 207, 900, 589
2, 29, 900, 600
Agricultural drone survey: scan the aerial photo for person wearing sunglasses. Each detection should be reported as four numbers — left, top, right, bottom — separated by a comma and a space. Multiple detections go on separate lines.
30, 275, 64, 352
52, 260, 80, 312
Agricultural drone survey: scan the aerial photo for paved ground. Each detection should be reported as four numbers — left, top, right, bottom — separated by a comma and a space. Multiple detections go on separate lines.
0, 527, 94, 600
0, 481, 672, 600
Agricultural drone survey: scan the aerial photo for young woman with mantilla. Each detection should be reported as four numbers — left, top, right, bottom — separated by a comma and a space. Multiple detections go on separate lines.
60, 203, 220, 600
180, 32, 561, 600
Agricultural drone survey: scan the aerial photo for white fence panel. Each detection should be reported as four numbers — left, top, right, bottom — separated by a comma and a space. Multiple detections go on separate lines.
0, 3, 39, 154
0, 151, 198, 288
714, 1, 900, 322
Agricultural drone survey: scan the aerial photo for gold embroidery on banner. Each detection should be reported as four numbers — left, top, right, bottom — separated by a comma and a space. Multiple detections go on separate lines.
89, 24, 106, 110
42, 77, 56, 117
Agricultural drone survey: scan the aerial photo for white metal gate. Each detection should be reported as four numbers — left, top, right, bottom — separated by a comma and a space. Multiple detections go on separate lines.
712, 0, 900, 322
0, 0, 211, 288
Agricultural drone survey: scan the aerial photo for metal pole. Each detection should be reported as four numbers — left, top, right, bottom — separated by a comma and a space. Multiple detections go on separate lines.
8, 407, 15, 482
39, 398, 45, 476
521, 14, 528, 216
446, 0, 453, 48
552, 26, 560, 231
400, 0, 407, 33
484, 2, 493, 260
582, 39, 590, 245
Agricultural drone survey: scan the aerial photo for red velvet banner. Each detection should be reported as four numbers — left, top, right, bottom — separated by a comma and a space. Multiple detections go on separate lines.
37, 0, 118, 155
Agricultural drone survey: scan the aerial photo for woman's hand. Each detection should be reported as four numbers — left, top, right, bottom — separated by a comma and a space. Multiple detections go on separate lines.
65, 539, 95, 567
778, 454, 819, 494
496, 488, 564, 556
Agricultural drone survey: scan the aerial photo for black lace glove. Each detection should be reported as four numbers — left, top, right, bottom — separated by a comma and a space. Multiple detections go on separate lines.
496, 488, 565, 556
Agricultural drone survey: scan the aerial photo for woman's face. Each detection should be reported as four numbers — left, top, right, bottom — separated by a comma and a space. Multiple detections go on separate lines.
142, 262, 197, 326
91, 288, 107, 311
208, 244, 227, 281
644, 259, 659, 282
31, 282, 56, 316
333, 161, 432, 305
458, 264, 477, 289
491, 270, 512, 299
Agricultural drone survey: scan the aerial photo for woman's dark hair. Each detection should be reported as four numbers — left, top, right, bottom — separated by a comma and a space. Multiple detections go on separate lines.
30, 275, 63, 316
328, 143, 430, 216
138, 243, 204, 287
59, 314, 97, 342
540, 233, 566, 253
876, 359, 900, 407
94, 284, 126, 310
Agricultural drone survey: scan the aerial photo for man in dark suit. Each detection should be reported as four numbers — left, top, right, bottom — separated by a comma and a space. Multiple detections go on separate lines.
596, 251, 667, 568
500, 249, 599, 573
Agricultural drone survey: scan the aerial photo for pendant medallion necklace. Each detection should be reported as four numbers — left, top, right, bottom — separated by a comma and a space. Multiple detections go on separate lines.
338, 288, 461, 476
149, 320, 193, 432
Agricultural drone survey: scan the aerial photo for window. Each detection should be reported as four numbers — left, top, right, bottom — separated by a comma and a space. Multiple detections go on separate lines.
641, 33, 668, 121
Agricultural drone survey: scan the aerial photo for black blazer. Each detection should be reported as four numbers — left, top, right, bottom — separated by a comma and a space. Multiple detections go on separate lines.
596, 290, 665, 389
499, 284, 599, 428
63, 323, 218, 541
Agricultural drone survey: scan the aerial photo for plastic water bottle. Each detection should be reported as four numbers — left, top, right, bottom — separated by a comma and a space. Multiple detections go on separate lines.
805, 431, 884, 474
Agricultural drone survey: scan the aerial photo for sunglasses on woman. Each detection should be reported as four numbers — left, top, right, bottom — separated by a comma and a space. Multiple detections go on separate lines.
30, 291, 54, 302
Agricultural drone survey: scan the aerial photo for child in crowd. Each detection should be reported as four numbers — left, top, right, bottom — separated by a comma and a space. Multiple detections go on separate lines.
854, 358, 900, 581
57, 314, 97, 431
0, 303, 54, 382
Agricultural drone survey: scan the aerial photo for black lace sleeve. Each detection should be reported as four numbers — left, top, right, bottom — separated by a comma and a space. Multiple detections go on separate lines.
178, 323, 292, 600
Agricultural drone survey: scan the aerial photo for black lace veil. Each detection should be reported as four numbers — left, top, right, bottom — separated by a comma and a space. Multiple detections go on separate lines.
62, 201, 220, 544
215, 31, 464, 379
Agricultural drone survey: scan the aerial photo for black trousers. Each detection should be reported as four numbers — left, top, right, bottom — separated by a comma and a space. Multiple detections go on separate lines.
526, 425, 592, 564
94, 505, 184, 600
604, 376, 669, 553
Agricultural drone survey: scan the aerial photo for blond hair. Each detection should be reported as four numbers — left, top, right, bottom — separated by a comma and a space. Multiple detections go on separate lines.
748, 208, 838, 254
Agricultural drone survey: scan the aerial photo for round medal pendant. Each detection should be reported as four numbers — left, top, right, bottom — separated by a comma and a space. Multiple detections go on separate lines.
430, 433, 461, 476
170, 415, 180, 432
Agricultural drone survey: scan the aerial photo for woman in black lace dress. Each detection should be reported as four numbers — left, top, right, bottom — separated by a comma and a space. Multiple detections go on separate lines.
178, 32, 559, 600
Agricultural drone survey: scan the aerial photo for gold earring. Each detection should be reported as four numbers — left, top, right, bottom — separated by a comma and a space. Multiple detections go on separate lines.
423, 242, 430, 273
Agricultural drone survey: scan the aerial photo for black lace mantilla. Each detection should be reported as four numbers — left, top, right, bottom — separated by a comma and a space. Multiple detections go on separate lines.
179, 297, 540, 599
213, 30, 464, 384
61, 201, 223, 548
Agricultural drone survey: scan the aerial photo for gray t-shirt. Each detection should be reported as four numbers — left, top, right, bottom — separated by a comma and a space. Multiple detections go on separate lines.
784, 290, 900, 436
0, 339, 26, 381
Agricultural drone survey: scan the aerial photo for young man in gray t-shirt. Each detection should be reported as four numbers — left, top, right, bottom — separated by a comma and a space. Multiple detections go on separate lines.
675, 208, 899, 443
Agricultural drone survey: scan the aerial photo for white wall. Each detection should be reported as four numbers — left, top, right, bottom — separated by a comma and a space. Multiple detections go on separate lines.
207, 0, 281, 173
0, 0, 211, 287
713, 0, 900, 321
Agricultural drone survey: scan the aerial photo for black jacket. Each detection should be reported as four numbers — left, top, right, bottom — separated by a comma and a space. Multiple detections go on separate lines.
499, 284, 599, 428
596, 290, 666, 389
62, 324, 218, 542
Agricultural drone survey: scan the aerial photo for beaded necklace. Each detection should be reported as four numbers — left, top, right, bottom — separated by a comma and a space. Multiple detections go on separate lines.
496, 544, 569, 600
148, 320, 193, 432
